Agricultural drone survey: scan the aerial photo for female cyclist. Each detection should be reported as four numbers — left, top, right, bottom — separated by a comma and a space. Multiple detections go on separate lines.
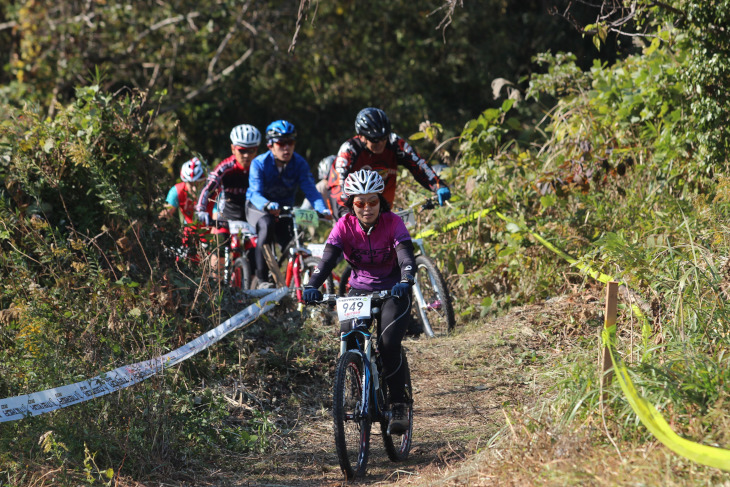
302, 169, 416, 434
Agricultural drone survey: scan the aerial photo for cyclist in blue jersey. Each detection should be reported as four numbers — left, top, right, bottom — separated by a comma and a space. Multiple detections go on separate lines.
245, 120, 331, 288
302, 169, 415, 434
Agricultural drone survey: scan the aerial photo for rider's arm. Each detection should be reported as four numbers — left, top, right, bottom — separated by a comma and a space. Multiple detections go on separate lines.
247, 156, 271, 210
328, 139, 359, 206
395, 240, 417, 282
195, 160, 229, 213
394, 135, 449, 193
392, 214, 417, 281
159, 186, 179, 219
304, 243, 343, 289
295, 157, 328, 213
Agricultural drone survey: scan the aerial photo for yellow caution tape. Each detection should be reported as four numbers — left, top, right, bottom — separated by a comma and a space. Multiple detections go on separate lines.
413, 207, 495, 239
603, 321, 730, 470
492, 210, 730, 469
494, 211, 652, 355
411, 204, 730, 469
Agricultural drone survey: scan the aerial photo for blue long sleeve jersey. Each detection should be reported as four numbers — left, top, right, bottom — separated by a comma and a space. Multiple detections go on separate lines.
246, 151, 327, 213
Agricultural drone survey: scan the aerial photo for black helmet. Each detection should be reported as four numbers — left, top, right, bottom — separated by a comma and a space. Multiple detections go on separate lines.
354, 107, 391, 139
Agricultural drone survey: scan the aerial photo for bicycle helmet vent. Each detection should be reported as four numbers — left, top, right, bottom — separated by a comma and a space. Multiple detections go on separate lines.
180, 157, 206, 182
354, 107, 391, 139
343, 169, 385, 196
230, 124, 261, 147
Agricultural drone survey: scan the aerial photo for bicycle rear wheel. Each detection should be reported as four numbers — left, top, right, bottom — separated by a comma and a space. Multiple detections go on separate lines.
381, 350, 413, 461
303, 256, 335, 295
414, 255, 456, 337
333, 350, 371, 479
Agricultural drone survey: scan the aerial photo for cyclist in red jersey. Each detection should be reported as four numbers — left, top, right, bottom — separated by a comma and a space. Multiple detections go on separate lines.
194, 124, 261, 275
328, 107, 451, 219
159, 157, 212, 259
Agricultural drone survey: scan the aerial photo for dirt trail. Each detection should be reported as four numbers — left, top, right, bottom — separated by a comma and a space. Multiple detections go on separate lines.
198, 299, 563, 487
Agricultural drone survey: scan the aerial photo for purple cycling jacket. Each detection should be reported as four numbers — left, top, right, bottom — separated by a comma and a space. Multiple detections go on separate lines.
307, 212, 416, 291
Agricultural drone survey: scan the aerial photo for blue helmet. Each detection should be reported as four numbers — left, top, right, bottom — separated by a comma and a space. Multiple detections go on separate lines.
265, 120, 297, 143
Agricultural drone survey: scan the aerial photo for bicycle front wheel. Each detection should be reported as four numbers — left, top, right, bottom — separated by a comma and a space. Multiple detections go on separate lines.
414, 255, 456, 337
381, 350, 413, 461
303, 256, 335, 295
230, 256, 251, 290
333, 350, 371, 479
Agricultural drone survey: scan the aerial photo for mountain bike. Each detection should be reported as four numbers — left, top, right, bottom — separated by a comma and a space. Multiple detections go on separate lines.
336, 198, 456, 337
259, 207, 335, 305
310, 291, 413, 479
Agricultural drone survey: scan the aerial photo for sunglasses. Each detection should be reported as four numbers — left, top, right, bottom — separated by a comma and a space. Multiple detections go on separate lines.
353, 199, 380, 208
235, 147, 257, 155
274, 139, 295, 147
365, 135, 387, 143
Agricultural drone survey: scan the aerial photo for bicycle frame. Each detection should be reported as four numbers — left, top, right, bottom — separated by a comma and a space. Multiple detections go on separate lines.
222, 220, 256, 287
338, 303, 388, 422
314, 291, 412, 478
273, 208, 319, 304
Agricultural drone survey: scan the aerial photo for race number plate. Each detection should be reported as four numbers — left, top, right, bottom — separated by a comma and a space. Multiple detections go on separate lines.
336, 296, 372, 322
293, 209, 319, 228
395, 209, 416, 228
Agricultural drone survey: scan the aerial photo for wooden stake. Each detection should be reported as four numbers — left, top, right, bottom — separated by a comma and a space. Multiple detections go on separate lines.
601, 281, 618, 393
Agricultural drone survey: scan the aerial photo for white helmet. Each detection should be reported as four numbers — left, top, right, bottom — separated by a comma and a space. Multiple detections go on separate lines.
230, 124, 261, 148
318, 155, 336, 180
343, 169, 385, 196
180, 157, 206, 182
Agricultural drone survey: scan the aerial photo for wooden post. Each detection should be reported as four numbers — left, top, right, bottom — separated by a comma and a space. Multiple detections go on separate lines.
601, 281, 618, 393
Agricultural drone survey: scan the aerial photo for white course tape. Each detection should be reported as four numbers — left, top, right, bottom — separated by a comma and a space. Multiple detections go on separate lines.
0, 287, 289, 423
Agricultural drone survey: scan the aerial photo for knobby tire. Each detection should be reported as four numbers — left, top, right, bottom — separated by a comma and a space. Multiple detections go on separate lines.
333, 350, 371, 479
414, 255, 456, 336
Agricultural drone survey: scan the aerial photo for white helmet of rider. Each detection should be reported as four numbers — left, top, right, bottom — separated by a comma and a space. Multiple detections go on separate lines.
230, 124, 261, 148
343, 169, 385, 196
180, 157, 206, 182
318, 155, 336, 180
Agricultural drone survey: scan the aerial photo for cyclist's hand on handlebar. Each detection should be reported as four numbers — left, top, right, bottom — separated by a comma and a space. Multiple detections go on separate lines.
266, 201, 280, 216
391, 282, 411, 298
195, 211, 211, 226
303, 287, 323, 304
436, 187, 451, 206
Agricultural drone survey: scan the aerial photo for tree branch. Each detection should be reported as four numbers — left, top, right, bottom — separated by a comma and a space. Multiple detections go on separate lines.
126, 12, 202, 55
289, 0, 311, 53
